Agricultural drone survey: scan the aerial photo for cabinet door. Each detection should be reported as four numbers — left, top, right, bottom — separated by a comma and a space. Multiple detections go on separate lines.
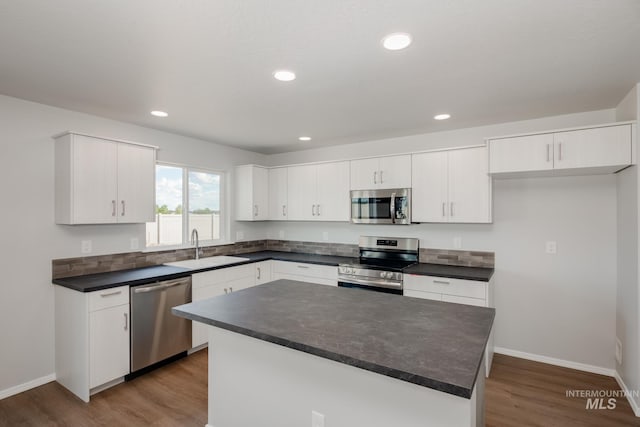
441, 294, 486, 307
268, 168, 288, 220
72, 135, 118, 224
448, 147, 491, 223
350, 158, 379, 190
489, 133, 554, 174
287, 165, 316, 221
411, 151, 448, 222
192, 283, 229, 347
117, 143, 156, 223
252, 167, 269, 220
89, 304, 130, 388
378, 155, 411, 189
553, 125, 631, 170
255, 261, 272, 285
316, 162, 350, 221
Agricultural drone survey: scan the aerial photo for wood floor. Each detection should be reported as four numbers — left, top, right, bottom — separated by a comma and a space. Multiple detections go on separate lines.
0, 351, 638, 426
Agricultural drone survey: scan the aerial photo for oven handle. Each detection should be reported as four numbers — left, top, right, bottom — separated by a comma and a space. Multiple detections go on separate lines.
338, 276, 402, 290
390, 192, 396, 224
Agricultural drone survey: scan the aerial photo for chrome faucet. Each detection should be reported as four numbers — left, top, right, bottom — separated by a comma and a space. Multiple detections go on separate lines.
191, 229, 200, 260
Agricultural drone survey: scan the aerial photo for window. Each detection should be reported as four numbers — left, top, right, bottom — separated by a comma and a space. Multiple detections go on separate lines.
146, 164, 224, 247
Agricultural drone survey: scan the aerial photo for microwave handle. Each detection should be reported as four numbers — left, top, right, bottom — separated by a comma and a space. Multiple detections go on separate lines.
390, 192, 396, 224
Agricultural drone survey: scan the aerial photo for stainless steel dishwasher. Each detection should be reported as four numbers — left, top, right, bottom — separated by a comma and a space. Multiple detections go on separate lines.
130, 277, 192, 372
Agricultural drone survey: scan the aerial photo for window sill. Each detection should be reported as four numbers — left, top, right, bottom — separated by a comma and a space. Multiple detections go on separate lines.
142, 240, 234, 253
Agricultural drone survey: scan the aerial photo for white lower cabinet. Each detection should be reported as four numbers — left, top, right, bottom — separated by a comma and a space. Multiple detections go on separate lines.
55, 285, 130, 402
191, 263, 273, 348
272, 260, 338, 286
404, 274, 494, 377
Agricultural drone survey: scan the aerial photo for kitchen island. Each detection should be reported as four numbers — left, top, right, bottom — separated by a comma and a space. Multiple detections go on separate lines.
173, 279, 495, 427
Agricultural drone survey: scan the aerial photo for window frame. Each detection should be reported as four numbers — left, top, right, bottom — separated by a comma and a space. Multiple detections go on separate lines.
145, 162, 228, 250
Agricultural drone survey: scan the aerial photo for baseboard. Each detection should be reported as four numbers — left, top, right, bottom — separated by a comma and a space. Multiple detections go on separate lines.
614, 371, 640, 417
0, 373, 56, 401
493, 347, 615, 377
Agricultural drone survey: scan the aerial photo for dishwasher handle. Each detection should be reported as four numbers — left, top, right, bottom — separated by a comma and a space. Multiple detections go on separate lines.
133, 278, 190, 293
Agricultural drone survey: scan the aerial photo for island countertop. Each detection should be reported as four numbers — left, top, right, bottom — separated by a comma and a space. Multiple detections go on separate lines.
172, 279, 495, 398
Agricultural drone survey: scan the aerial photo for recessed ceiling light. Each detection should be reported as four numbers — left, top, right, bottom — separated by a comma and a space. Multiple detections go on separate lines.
434, 114, 451, 120
382, 33, 412, 50
273, 70, 296, 82
299, 136, 312, 141
150, 110, 168, 118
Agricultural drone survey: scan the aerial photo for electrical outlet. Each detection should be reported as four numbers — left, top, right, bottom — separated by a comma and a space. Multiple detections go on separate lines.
311, 411, 325, 427
130, 238, 139, 250
81, 240, 92, 254
236, 231, 244, 241
545, 241, 557, 254
453, 237, 462, 249
616, 338, 622, 365
279, 230, 285, 239
322, 231, 329, 241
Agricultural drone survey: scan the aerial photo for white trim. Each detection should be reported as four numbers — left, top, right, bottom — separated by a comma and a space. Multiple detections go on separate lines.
493, 347, 615, 377
614, 371, 640, 417
53, 131, 159, 149
485, 120, 636, 141
0, 373, 56, 400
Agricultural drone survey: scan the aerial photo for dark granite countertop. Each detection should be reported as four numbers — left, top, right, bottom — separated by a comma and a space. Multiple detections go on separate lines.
52, 265, 192, 292
52, 250, 493, 292
173, 279, 494, 398
403, 263, 494, 282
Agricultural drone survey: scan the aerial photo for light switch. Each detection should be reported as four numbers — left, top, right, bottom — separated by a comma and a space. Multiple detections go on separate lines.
81, 240, 92, 254
545, 241, 557, 254
453, 237, 462, 249
130, 238, 139, 250
236, 231, 244, 241
322, 231, 329, 241
311, 411, 325, 427
279, 230, 285, 239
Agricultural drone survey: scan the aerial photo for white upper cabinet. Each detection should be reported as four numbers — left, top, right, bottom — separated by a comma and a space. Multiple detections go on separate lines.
489, 123, 632, 177
412, 146, 491, 223
55, 133, 156, 225
287, 161, 350, 221
268, 168, 288, 220
350, 155, 411, 190
235, 165, 269, 221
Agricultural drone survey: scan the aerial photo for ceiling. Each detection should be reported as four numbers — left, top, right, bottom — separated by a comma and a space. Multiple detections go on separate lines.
0, 1, 639, 154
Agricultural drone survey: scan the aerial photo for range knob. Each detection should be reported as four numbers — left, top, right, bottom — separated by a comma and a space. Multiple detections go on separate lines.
379, 271, 386, 279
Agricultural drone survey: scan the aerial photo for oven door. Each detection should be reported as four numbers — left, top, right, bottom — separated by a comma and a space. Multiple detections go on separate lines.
338, 279, 403, 295
350, 189, 411, 224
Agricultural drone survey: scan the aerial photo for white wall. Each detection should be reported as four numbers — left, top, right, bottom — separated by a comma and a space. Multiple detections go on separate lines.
266, 108, 620, 370
0, 94, 267, 395
615, 83, 640, 412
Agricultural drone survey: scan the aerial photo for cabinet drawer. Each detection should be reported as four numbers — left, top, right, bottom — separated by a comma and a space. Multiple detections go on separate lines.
272, 261, 337, 280
88, 286, 129, 311
403, 289, 442, 301
272, 272, 337, 287
193, 264, 255, 289
404, 275, 486, 300
442, 294, 486, 307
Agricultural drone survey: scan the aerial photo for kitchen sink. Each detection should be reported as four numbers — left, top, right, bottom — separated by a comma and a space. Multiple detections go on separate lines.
164, 255, 249, 270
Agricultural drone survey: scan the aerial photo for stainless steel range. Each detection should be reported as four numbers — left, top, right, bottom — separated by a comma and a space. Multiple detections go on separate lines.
338, 236, 419, 295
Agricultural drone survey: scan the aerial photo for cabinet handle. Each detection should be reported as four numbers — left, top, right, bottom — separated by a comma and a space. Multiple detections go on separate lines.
373, 171, 377, 184
229, 287, 233, 292
124, 313, 128, 331
121, 200, 125, 216
297, 265, 310, 269
433, 280, 450, 285
558, 142, 562, 161
380, 170, 384, 184
442, 202, 446, 217
100, 290, 122, 297
311, 205, 316, 216
254, 205, 258, 217
282, 205, 286, 217
316, 204, 320, 216
257, 267, 261, 280
224, 288, 228, 294
450, 202, 454, 217
546, 144, 550, 162
112, 200, 116, 217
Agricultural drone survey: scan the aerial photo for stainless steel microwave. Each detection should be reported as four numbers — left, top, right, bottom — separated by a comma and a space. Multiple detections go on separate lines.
350, 189, 411, 225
